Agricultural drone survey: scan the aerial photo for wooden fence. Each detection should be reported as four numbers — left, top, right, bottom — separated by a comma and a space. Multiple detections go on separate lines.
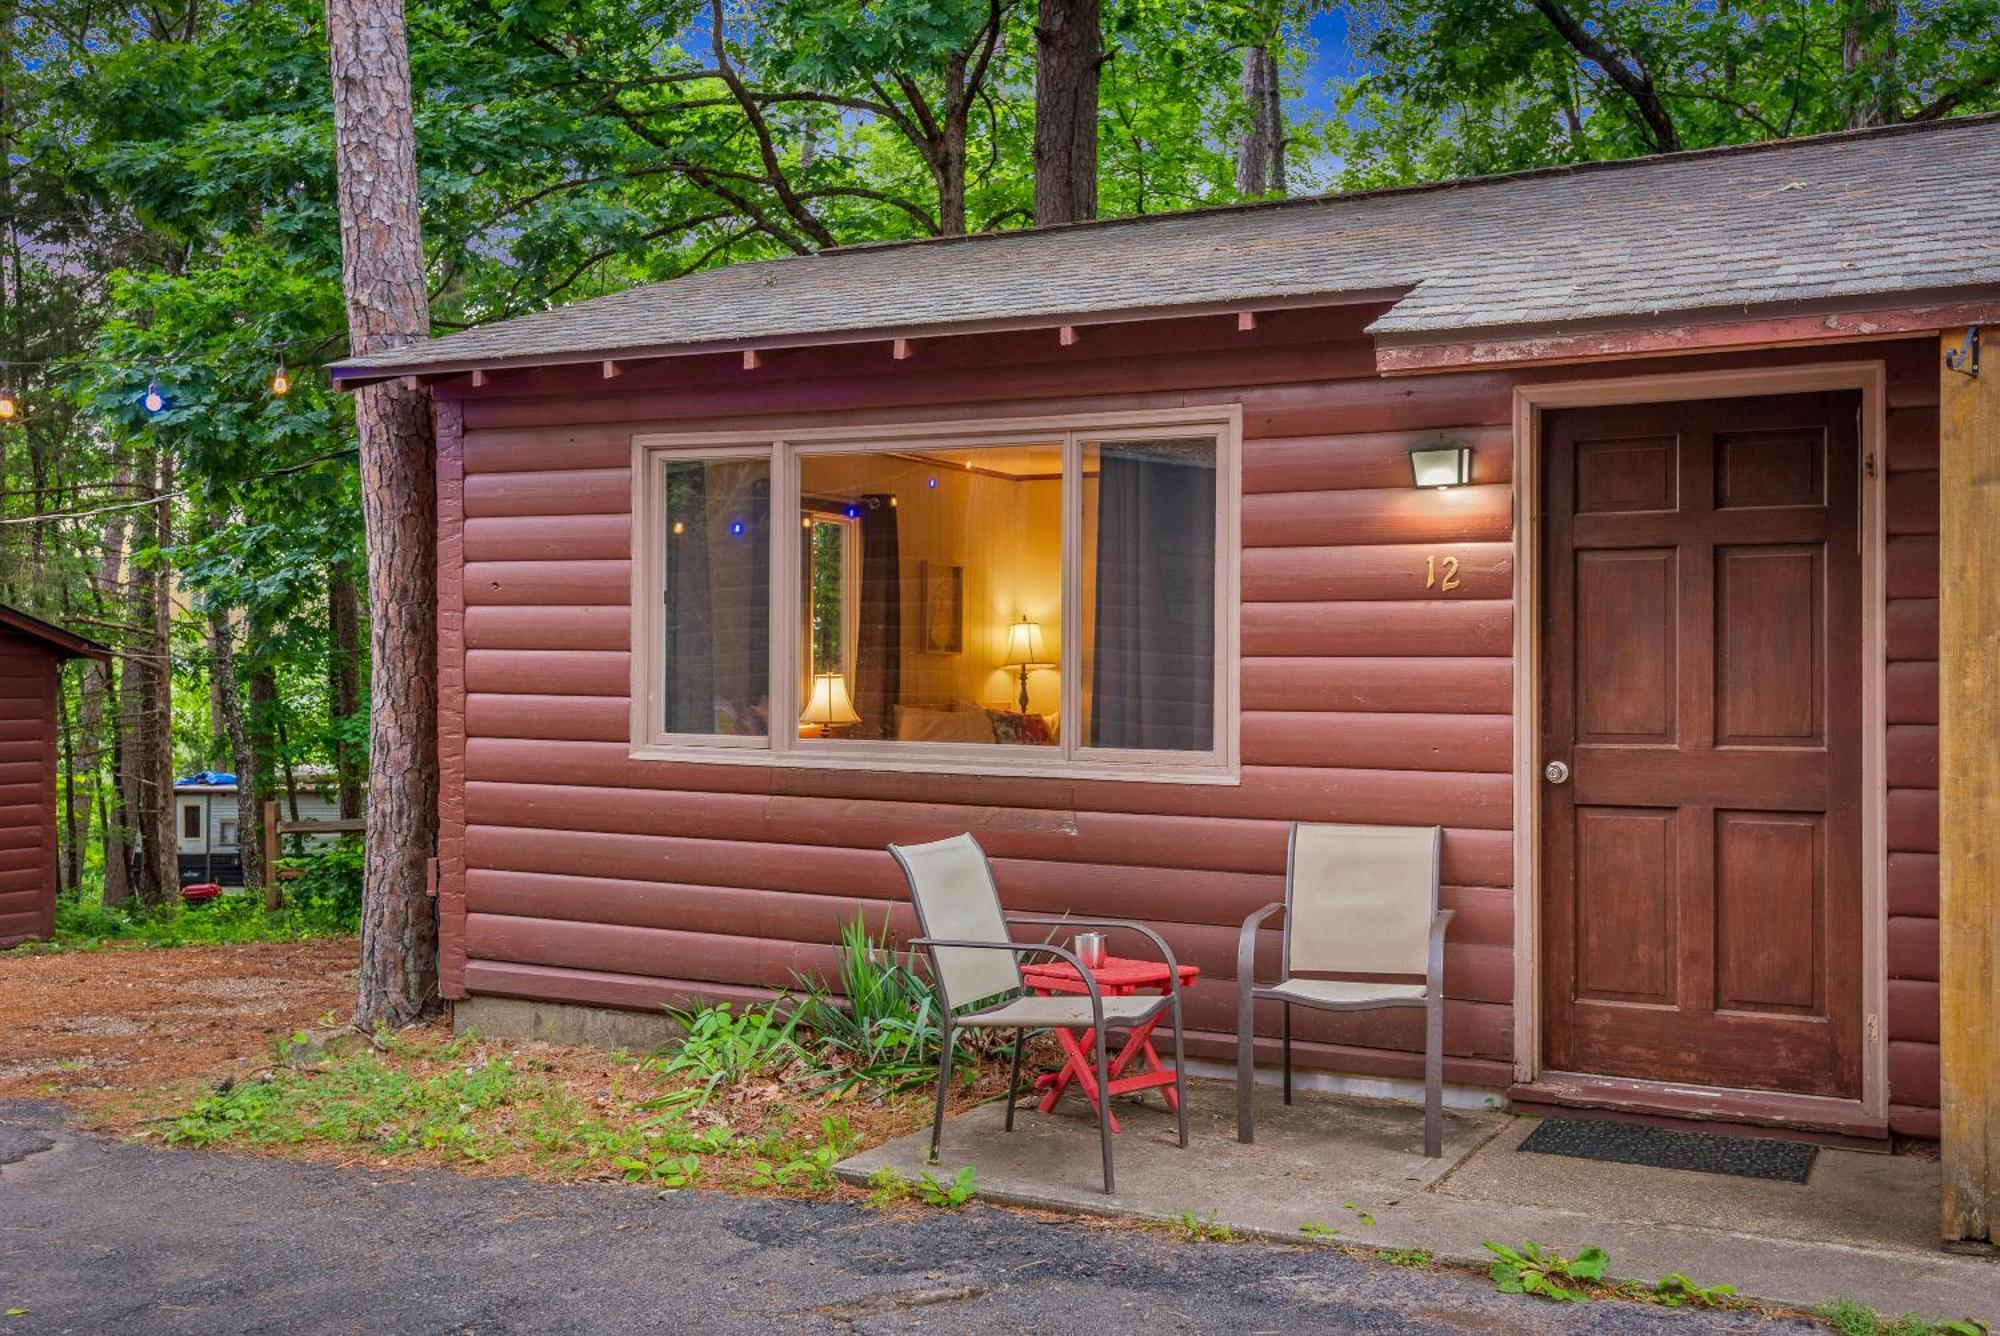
262, 800, 363, 909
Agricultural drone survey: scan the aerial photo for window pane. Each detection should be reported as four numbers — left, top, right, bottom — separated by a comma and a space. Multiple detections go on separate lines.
797, 444, 1061, 746
1081, 437, 1217, 751
662, 457, 770, 736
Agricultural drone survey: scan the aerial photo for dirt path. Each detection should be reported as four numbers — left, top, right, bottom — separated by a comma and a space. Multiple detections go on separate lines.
0, 939, 357, 1113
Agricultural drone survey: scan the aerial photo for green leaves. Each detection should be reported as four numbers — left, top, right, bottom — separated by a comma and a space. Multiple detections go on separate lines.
1482, 1239, 1608, 1303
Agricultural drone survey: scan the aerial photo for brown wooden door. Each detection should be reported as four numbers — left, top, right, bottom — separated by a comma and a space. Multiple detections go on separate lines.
1541, 391, 1864, 1099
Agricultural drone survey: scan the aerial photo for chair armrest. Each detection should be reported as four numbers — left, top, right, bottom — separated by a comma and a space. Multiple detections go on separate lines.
1005, 913, 1184, 1004
1427, 909, 1456, 992
1236, 901, 1286, 991
910, 937, 1105, 1021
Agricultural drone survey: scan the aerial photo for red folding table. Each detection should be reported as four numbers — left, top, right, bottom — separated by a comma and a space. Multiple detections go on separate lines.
1019, 955, 1199, 1132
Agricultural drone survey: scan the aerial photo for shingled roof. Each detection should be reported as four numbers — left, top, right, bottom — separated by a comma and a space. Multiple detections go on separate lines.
334, 114, 2000, 378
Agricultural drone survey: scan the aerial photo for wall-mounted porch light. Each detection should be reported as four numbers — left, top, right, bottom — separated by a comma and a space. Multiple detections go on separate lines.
1408, 442, 1473, 489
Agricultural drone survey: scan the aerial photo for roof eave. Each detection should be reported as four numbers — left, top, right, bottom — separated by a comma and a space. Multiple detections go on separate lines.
1371, 286, 2000, 376
327, 288, 1413, 388
0, 604, 113, 661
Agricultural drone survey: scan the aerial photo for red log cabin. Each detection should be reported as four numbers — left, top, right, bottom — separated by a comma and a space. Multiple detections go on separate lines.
333, 117, 2000, 1173
0, 604, 110, 949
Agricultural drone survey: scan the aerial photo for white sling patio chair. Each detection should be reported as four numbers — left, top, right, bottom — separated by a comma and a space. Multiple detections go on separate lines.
1235, 822, 1453, 1156
888, 832, 1189, 1194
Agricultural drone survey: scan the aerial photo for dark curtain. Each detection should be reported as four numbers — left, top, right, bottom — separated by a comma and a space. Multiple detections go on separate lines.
662, 463, 769, 735
852, 494, 901, 739
1089, 442, 1216, 751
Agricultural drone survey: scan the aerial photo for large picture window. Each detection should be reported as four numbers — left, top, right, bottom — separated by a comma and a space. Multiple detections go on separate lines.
633, 410, 1239, 781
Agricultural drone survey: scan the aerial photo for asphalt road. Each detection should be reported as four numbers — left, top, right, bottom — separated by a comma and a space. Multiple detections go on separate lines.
0, 1101, 1815, 1335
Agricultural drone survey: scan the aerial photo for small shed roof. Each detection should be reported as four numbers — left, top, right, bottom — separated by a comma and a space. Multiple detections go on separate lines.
334, 115, 2000, 381
0, 603, 111, 661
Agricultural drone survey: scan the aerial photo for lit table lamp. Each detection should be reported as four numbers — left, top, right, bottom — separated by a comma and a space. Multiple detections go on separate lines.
801, 670, 861, 737
1000, 617, 1055, 715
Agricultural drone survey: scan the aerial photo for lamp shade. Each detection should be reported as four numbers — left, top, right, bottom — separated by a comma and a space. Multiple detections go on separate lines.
1408, 443, 1473, 489
800, 670, 861, 728
1001, 617, 1052, 667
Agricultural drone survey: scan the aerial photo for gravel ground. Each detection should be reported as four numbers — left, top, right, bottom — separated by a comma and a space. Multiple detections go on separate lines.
0, 1101, 1819, 1335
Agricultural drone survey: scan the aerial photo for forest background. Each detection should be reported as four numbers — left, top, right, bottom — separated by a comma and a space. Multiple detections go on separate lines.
2, 0, 1994, 919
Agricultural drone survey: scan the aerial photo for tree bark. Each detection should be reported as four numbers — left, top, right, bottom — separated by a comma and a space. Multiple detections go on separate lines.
208, 607, 262, 892
1235, 43, 1285, 196
329, 0, 441, 1026
246, 614, 278, 890
328, 560, 365, 819
130, 448, 176, 908
1841, 0, 1899, 128
1034, 0, 1100, 225
69, 502, 128, 891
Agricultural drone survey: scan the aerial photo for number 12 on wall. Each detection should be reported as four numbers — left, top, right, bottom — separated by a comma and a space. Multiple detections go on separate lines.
1425, 554, 1461, 593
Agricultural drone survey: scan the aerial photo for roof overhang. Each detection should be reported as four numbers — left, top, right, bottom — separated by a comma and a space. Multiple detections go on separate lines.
0, 604, 112, 661
328, 289, 1412, 390
1372, 288, 2000, 376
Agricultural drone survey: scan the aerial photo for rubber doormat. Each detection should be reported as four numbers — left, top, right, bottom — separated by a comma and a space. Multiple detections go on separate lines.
1518, 1118, 1817, 1182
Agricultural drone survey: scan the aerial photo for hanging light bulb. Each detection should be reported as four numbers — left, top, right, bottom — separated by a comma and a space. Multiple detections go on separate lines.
270, 360, 290, 397
141, 380, 167, 415
0, 384, 16, 421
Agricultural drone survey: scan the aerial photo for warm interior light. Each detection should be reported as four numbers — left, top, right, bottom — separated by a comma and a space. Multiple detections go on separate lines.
799, 670, 861, 734
1001, 617, 1051, 668
1408, 443, 1472, 489
1000, 616, 1055, 715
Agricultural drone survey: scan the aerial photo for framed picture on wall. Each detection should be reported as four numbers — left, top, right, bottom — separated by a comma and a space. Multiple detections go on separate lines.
921, 561, 963, 654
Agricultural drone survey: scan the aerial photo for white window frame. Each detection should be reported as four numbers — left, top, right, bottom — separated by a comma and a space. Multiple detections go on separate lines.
629, 405, 1242, 785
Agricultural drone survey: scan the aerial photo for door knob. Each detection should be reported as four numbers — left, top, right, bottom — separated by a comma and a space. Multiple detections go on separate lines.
1544, 760, 1570, 784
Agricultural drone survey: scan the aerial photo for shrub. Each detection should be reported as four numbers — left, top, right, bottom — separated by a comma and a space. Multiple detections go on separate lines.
280, 838, 364, 935
790, 914, 979, 1096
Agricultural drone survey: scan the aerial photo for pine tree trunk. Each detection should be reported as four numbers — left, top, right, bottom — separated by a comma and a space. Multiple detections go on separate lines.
1235, 44, 1285, 196
208, 608, 262, 891
131, 449, 177, 907
1841, 0, 1899, 127
330, 0, 441, 1026
102, 654, 132, 909
1033, 0, 1100, 225
328, 560, 365, 820
70, 493, 128, 890
246, 616, 278, 890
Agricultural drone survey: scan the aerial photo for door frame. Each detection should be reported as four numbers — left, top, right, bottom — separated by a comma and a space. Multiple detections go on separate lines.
1510, 362, 1889, 1126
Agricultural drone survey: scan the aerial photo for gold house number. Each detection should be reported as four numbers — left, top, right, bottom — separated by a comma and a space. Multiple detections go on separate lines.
1425, 554, 1461, 593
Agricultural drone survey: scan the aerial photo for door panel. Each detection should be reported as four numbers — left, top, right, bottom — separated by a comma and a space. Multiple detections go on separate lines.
1541, 391, 1863, 1100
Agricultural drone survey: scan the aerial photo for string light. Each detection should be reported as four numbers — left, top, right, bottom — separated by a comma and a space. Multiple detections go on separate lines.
142, 380, 168, 415
0, 384, 16, 421
270, 360, 290, 397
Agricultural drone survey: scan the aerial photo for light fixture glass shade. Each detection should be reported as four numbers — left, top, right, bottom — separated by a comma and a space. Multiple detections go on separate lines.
1408, 443, 1473, 489
800, 670, 861, 728
1001, 617, 1052, 667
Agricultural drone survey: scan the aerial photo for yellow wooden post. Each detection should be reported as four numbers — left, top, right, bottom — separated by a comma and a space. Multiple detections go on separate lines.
1939, 325, 1999, 1247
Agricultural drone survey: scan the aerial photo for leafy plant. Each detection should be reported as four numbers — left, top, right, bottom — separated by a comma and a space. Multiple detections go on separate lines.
1299, 1220, 1338, 1240
1645, 1272, 1736, 1309
647, 1002, 808, 1109
865, 1166, 914, 1208
1169, 1211, 1234, 1243
791, 914, 975, 1096
1482, 1239, 1608, 1303
915, 1166, 978, 1209
1382, 1248, 1432, 1269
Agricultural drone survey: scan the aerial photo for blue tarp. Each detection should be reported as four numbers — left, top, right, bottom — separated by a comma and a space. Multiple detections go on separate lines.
174, 771, 237, 788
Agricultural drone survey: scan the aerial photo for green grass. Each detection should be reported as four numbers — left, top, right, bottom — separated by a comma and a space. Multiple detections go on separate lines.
157, 1028, 865, 1193
10, 841, 363, 954
1815, 1300, 1990, 1336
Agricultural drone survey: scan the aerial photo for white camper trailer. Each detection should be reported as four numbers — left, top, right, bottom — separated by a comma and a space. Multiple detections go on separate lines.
173, 771, 344, 887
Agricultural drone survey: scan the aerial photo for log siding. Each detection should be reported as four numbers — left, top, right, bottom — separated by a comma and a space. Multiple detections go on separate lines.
433, 313, 1940, 1120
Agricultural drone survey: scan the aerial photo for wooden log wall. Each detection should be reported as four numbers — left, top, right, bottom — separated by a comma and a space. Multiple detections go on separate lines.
431, 313, 1941, 1116
0, 631, 60, 949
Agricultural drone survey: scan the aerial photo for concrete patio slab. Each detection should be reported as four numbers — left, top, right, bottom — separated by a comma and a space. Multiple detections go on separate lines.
836, 1080, 1997, 1322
